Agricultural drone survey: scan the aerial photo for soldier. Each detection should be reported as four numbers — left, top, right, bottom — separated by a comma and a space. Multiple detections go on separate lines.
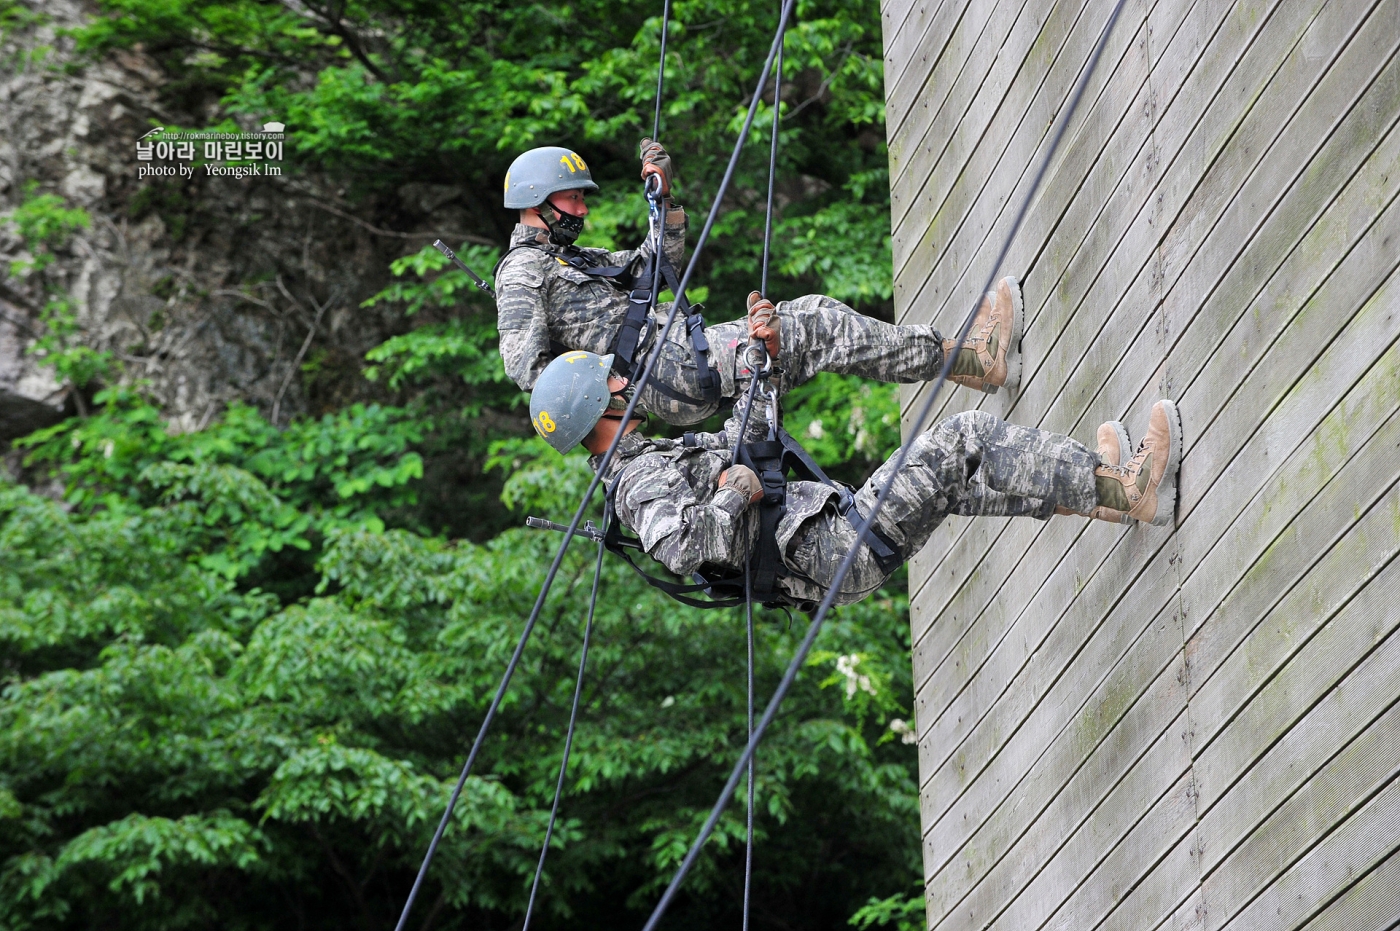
495, 142, 1022, 425
526, 336, 1182, 610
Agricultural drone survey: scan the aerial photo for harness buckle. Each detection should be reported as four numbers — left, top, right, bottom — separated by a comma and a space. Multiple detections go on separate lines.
629, 288, 653, 305
760, 469, 786, 506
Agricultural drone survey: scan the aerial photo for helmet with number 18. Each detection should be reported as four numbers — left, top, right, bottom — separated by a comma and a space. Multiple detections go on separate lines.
529, 351, 615, 454
503, 146, 598, 209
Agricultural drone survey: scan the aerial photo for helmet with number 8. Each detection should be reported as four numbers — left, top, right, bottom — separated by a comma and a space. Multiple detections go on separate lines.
504, 146, 599, 209
529, 351, 615, 454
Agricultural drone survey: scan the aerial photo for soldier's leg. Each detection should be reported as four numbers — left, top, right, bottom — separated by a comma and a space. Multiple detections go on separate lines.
775, 294, 945, 389
635, 319, 747, 426
855, 410, 1099, 558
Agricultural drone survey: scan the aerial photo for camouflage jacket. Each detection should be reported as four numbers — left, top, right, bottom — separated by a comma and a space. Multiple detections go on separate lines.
494, 207, 688, 391
595, 388, 870, 606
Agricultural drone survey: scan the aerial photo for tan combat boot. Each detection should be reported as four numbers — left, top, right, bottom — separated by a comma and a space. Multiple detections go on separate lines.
1092, 400, 1183, 526
945, 275, 1023, 394
1056, 420, 1132, 521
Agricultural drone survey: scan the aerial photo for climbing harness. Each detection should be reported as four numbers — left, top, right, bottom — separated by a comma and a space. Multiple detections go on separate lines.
637, 0, 1133, 927
594, 415, 904, 612
397, 9, 791, 931
491, 179, 721, 408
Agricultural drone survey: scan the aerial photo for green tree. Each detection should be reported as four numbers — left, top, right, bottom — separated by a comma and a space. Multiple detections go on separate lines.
0, 0, 928, 925
1, 405, 921, 929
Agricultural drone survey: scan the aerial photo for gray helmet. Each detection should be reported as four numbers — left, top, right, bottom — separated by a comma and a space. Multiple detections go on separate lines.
530, 350, 614, 454
504, 146, 600, 209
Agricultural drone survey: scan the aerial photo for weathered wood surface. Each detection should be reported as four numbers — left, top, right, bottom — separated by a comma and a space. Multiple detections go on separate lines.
880, 0, 1400, 927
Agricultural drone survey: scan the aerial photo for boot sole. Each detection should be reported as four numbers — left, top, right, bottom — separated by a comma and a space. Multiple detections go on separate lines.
1148, 400, 1183, 527
1103, 421, 1131, 466
981, 275, 1024, 395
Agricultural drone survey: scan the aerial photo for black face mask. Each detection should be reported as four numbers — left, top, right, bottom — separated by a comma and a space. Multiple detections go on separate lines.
538, 201, 585, 246
607, 383, 636, 411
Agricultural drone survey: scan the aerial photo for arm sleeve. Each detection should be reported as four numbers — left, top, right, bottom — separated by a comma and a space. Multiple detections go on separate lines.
603, 203, 688, 274
495, 253, 552, 391
720, 370, 775, 449
616, 458, 749, 576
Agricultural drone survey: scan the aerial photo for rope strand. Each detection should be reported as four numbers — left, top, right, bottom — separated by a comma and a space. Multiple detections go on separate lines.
637, 1, 1130, 926
521, 539, 605, 931
742, 563, 756, 931
759, 4, 786, 295
391, 4, 797, 926
653, 0, 671, 140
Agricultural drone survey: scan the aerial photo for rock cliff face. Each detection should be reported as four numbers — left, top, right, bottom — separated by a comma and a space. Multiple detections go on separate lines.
0, 0, 487, 439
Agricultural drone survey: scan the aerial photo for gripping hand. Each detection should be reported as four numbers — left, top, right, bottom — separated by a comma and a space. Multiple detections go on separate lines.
718, 465, 763, 504
746, 291, 780, 359
639, 137, 674, 196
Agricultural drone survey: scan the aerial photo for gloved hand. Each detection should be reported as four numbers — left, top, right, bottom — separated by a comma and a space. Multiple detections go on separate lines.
747, 291, 780, 360
639, 137, 674, 196
718, 464, 763, 504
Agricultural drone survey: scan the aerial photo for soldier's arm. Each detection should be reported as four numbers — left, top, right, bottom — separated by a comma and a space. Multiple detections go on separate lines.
616, 457, 749, 576
603, 203, 688, 273
495, 252, 552, 391
718, 367, 775, 449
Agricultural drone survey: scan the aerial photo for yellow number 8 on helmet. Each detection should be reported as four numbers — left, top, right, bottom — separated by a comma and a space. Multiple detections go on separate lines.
529, 351, 616, 454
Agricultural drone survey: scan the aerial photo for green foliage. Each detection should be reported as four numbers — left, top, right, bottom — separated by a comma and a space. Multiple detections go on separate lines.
361, 242, 518, 411
1, 187, 112, 391
1, 453, 919, 928
4, 188, 89, 274
0, 0, 927, 926
14, 388, 426, 594
68, 0, 892, 316
849, 886, 926, 931
782, 373, 902, 484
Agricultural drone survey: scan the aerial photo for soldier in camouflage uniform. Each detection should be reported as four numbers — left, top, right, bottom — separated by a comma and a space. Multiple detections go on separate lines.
496, 142, 1012, 425
528, 316, 1183, 612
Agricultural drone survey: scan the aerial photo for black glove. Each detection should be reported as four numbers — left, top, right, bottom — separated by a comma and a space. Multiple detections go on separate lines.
639, 137, 674, 196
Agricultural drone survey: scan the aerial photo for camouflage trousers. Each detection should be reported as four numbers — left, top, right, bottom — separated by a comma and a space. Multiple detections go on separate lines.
787, 410, 1100, 605
640, 294, 946, 425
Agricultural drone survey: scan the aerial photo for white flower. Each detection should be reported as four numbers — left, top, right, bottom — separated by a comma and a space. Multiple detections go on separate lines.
806, 418, 825, 439
888, 718, 917, 745
660, 695, 675, 708
103, 440, 115, 459
835, 653, 876, 699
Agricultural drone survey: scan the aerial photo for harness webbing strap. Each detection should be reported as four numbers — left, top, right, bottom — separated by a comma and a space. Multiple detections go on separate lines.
656, 254, 720, 399
602, 426, 904, 611
497, 240, 719, 408
735, 440, 787, 598
603, 501, 747, 609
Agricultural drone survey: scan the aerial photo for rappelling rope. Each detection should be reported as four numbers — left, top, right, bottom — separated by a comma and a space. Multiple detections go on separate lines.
520, 539, 605, 931
514, 21, 680, 900
653, 0, 671, 141
744, 8, 788, 927
759, 8, 785, 297
636, 0, 1131, 927
390, 4, 798, 928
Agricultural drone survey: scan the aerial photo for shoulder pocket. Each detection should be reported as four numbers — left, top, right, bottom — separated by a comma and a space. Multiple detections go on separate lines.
622, 464, 684, 509
497, 253, 546, 290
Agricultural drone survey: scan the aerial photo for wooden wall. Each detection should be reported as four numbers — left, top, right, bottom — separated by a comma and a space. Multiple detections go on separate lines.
879, 0, 1400, 928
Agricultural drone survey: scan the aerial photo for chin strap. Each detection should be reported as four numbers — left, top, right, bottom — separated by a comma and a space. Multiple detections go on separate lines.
536, 201, 585, 246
